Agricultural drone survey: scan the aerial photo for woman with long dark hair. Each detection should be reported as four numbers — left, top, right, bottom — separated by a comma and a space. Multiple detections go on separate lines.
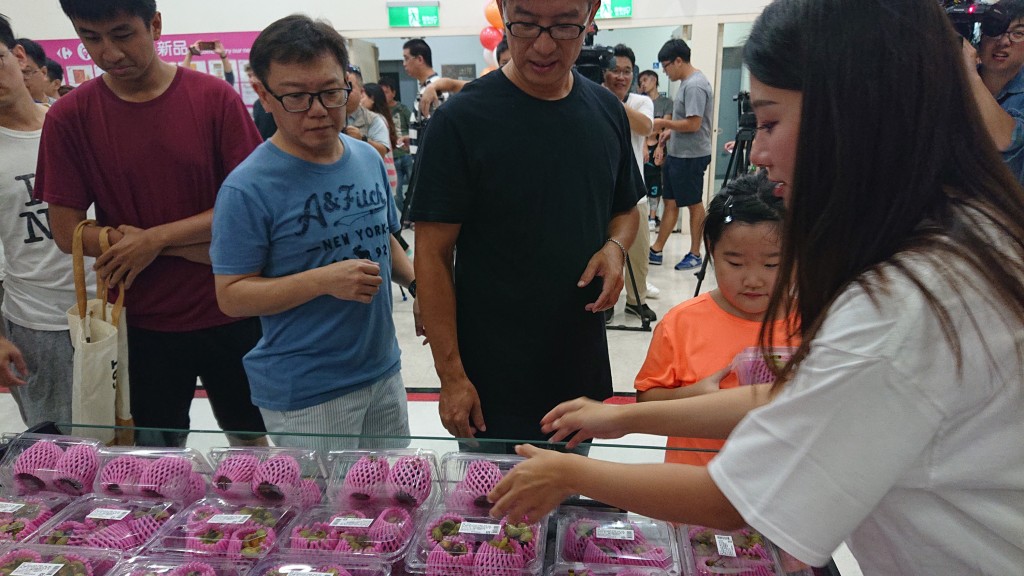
362, 82, 399, 194
486, 1, 1024, 573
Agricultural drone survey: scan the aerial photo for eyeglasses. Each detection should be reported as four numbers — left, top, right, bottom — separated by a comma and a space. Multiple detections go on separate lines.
987, 28, 1024, 43
608, 68, 633, 78
23, 66, 45, 78
266, 85, 352, 113
504, 21, 586, 40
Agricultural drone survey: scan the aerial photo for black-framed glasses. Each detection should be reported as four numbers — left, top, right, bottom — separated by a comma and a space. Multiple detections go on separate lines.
266, 84, 352, 113
505, 21, 586, 40
987, 27, 1024, 43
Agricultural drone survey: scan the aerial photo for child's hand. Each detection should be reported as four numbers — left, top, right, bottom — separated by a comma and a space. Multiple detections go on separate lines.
691, 367, 730, 396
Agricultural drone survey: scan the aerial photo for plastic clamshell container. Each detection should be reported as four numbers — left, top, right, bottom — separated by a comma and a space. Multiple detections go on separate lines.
145, 496, 297, 561
30, 495, 178, 553
280, 503, 419, 563
251, 552, 390, 576
438, 452, 523, 515
326, 449, 441, 511
0, 543, 121, 576
677, 525, 785, 576
547, 565, 673, 576
555, 508, 680, 574
0, 433, 103, 497
93, 447, 213, 505
0, 494, 72, 544
206, 448, 326, 508
729, 347, 797, 386
405, 506, 548, 576
774, 550, 814, 576
105, 553, 250, 576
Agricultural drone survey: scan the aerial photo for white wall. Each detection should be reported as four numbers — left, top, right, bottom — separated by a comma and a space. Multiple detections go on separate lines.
4, 0, 770, 40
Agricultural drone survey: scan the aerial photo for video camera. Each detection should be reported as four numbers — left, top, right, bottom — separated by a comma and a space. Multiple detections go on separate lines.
574, 22, 614, 84
943, 0, 1010, 41
735, 91, 756, 131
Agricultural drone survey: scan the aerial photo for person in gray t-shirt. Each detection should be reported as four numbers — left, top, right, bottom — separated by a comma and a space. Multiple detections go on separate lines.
650, 39, 714, 272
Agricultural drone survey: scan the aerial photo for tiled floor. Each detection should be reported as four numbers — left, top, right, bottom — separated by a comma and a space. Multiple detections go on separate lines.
0, 226, 862, 575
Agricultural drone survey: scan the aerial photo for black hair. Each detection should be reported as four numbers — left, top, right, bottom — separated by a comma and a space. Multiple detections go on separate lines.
612, 43, 635, 67
657, 38, 691, 64
58, 84, 74, 96
638, 69, 658, 85
703, 172, 785, 255
0, 14, 14, 49
747, 0, 1024, 385
249, 14, 349, 88
45, 58, 64, 83
403, 38, 432, 68
997, 0, 1024, 22
362, 82, 398, 150
495, 39, 509, 62
378, 76, 398, 92
59, 0, 157, 25
16, 38, 45, 68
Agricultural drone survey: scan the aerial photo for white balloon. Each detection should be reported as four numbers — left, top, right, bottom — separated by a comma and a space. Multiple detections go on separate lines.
483, 46, 498, 69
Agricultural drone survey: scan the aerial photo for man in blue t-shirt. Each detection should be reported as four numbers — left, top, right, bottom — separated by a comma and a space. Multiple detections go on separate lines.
210, 14, 420, 453
967, 0, 1024, 186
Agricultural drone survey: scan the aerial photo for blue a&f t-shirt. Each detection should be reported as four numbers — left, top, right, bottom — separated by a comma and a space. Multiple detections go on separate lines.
211, 135, 401, 411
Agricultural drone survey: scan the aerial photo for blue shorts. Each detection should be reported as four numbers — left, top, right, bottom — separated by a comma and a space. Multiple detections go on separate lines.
663, 155, 711, 206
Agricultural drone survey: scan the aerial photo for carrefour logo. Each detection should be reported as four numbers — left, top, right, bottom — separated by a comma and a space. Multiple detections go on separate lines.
77, 43, 92, 60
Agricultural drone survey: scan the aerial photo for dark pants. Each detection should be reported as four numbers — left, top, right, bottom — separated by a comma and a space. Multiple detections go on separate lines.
127, 318, 267, 447
394, 153, 414, 215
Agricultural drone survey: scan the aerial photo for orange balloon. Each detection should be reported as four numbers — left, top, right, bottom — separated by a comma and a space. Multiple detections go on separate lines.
485, 2, 504, 30
480, 66, 497, 77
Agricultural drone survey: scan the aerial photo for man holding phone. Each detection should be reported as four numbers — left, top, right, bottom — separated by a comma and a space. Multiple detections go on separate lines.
183, 39, 233, 85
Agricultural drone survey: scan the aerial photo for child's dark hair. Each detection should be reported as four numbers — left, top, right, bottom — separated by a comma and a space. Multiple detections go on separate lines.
703, 171, 785, 255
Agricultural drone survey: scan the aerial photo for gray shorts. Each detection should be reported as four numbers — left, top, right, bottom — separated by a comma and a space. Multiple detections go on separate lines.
259, 370, 411, 454
4, 319, 73, 428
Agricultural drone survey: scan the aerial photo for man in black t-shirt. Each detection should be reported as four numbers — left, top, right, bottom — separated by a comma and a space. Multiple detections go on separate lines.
410, 0, 643, 452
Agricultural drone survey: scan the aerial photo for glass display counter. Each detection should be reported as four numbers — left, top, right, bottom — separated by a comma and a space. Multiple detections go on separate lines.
0, 423, 843, 576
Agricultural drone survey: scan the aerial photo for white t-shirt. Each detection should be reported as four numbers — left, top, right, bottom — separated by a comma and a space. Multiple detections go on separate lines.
625, 93, 654, 182
0, 126, 94, 330
708, 250, 1024, 575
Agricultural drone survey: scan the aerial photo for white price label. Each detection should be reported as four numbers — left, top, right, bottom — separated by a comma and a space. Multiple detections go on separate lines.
458, 521, 501, 535
207, 514, 252, 524
301, 573, 336, 576
0, 502, 26, 513
329, 517, 374, 528
11, 563, 64, 576
596, 526, 635, 540
86, 508, 131, 521
715, 534, 737, 557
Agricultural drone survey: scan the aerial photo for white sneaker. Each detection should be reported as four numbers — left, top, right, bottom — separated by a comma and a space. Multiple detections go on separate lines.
646, 282, 661, 299
647, 218, 656, 231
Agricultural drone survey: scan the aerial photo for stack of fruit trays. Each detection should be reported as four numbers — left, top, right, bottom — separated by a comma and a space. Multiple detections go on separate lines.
207, 448, 325, 509
555, 509, 678, 574
30, 496, 178, 553
146, 497, 296, 561
678, 525, 784, 576
251, 552, 389, 576
106, 554, 249, 576
94, 448, 212, 506
405, 453, 548, 576
0, 544, 120, 576
0, 494, 70, 543
0, 434, 103, 497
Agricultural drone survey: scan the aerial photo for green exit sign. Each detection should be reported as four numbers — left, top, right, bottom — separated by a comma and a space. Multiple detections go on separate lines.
388, 4, 440, 28
595, 0, 633, 19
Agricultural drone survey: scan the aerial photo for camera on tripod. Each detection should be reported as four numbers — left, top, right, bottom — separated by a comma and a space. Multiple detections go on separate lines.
574, 23, 614, 84
943, 0, 1010, 41
734, 91, 756, 131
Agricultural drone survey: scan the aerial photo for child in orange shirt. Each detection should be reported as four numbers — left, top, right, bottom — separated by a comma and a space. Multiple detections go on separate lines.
634, 172, 798, 464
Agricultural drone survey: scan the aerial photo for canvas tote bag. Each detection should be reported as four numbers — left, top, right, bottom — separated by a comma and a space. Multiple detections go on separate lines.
66, 220, 134, 445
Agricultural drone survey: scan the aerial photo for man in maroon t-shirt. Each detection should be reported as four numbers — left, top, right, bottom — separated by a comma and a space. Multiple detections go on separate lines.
36, 0, 267, 447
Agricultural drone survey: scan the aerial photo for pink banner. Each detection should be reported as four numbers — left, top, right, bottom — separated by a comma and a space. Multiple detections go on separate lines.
38, 31, 261, 105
